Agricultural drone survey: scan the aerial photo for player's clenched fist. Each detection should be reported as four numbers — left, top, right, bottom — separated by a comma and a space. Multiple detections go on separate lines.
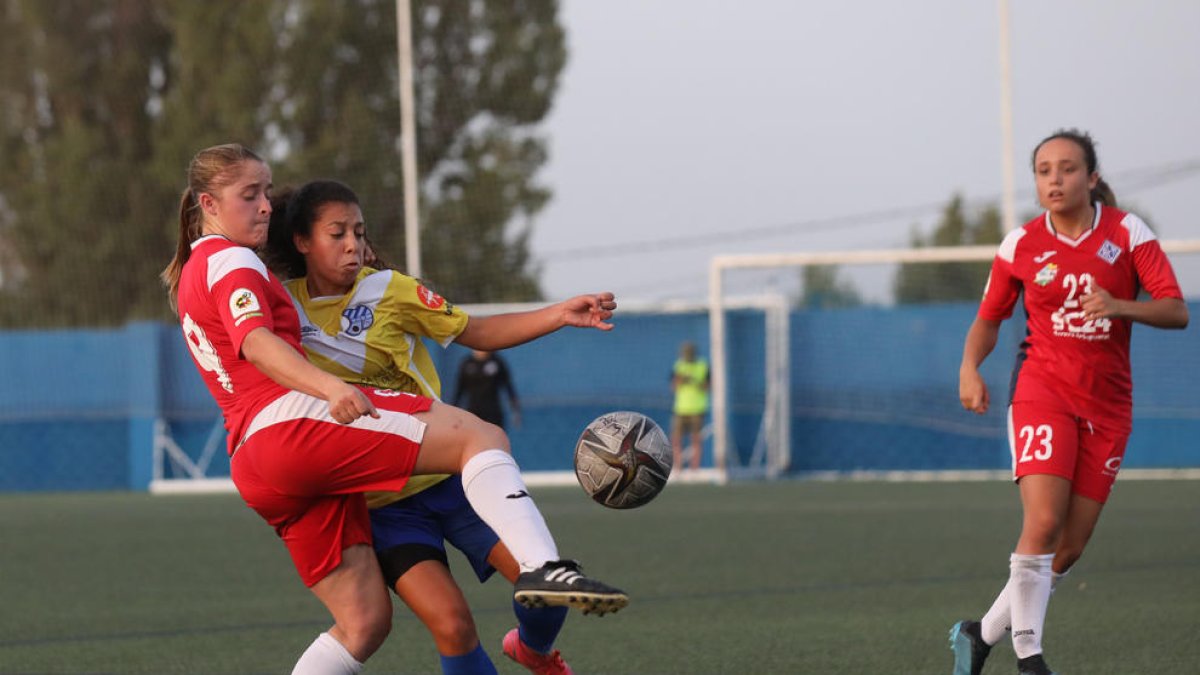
327, 382, 379, 424
959, 367, 989, 415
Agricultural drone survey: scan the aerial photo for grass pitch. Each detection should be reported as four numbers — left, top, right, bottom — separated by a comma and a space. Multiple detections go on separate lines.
1, 479, 1197, 673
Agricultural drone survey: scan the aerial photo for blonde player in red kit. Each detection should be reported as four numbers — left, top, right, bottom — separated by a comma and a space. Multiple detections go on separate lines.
948, 129, 1188, 675
161, 144, 626, 675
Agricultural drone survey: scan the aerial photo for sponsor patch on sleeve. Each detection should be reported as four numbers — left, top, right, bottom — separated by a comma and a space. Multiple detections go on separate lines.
229, 288, 264, 325
416, 284, 446, 310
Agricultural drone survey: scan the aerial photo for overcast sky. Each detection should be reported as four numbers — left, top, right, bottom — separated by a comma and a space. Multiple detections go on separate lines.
528, 0, 1200, 304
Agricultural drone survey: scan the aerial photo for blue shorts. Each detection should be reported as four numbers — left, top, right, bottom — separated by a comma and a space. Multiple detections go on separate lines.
369, 475, 501, 587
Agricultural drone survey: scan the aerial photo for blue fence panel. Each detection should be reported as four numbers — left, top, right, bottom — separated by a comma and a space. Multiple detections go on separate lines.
0, 326, 138, 490
1, 302, 1197, 492
789, 303, 1019, 472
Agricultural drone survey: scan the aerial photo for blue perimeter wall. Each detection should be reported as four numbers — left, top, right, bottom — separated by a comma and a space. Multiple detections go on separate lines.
1, 302, 1197, 492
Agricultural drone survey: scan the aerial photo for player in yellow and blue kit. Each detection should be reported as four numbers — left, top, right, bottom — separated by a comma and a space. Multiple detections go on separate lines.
266, 179, 620, 675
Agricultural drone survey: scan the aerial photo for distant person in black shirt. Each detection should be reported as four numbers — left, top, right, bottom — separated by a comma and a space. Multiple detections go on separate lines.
454, 350, 521, 430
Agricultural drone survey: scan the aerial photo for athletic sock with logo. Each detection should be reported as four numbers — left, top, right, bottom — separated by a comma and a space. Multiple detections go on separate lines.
980, 563, 1069, 645
1008, 552, 1055, 659
462, 449, 558, 572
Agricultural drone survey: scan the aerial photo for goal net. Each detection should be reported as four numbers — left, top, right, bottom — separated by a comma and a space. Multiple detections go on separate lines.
709, 240, 1200, 482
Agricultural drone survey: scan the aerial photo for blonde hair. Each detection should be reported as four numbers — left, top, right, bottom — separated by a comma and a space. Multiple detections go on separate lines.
161, 144, 265, 310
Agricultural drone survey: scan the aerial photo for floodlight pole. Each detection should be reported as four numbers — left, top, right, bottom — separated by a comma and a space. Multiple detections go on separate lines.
998, 0, 1017, 233
397, 0, 422, 277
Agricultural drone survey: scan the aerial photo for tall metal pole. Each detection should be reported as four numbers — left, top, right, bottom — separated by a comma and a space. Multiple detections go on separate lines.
708, 259, 729, 483
397, 0, 422, 277
998, 0, 1017, 232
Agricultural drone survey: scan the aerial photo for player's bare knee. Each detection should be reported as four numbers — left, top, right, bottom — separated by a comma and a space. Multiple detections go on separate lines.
343, 611, 391, 656
1021, 513, 1064, 549
428, 612, 479, 653
463, 418, 510, 455
369, 618, 392, 653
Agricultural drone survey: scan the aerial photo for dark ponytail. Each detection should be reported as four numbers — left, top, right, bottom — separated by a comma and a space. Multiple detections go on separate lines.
1092, 177, 1117, 208
264, 186, 302, 279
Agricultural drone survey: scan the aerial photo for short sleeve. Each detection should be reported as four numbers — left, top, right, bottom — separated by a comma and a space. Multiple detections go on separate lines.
384, 273, 469, 347
978, 256, 1022, 321
977, 229, 1024, 321
207, 248, 276, 354
1131, 239, 1184, 301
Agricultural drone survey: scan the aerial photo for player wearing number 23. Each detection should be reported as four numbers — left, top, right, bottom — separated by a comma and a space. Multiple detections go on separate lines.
951, 129, 1188, 675
975, 158, 1183, 498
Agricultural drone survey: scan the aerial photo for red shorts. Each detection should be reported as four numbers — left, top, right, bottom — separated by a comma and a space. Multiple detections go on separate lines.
230, 387, 434, 586
1007, 401, 1129, 504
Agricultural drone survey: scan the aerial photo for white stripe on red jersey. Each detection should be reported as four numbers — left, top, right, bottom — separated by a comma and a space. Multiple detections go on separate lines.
176, 236, 301, 454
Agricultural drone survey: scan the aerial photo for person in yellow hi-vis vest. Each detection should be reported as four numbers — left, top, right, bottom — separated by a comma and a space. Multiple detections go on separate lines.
670, 341, 710, 471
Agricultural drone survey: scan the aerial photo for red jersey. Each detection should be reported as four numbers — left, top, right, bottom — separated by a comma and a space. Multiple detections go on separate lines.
176, 235, 299, 454
978, 205, 1183, 428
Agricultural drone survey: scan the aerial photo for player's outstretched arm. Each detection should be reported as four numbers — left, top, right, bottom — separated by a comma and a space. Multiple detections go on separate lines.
959, 318, 1001, 415
456, 292, 617, 350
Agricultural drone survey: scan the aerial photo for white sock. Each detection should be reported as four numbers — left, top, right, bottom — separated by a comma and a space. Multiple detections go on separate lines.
292, 632, 363, 675
462, 449, 558, 572
1008, 553, 1055, 659
979, 577, 1014, 645
979, 565, 1069, 645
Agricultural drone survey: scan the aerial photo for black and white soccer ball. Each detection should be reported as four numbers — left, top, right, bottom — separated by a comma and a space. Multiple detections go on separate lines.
574, 411, 672, 509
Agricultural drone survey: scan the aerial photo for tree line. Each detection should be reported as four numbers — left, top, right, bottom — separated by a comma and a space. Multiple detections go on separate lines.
798, 195, 1005, 308
0, 0, 564, 328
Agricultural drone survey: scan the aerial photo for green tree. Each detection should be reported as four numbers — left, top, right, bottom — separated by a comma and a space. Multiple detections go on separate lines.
271, 0, 563, 303
0, 0, 563, 327
0, 0, 173, 326
796, 265, 862, 309
892, 194, 1003, 304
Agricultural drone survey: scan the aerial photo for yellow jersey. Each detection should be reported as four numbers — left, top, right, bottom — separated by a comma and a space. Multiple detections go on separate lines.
672, 358, 710, 416
285, 268, 469, 508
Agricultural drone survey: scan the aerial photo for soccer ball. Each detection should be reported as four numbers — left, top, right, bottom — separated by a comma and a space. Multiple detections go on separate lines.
574, 411, 672, 509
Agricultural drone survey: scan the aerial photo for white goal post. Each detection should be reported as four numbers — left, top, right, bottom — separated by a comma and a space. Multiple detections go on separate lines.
707, 239, 1200, 482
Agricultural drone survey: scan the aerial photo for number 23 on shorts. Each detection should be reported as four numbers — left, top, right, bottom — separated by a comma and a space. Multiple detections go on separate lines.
1009, 403, 1078, 475
1017, 423, 1053, 462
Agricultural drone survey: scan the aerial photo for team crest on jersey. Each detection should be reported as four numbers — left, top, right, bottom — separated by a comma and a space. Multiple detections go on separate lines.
341, 305, 375, 337
229, 288, 262, 325
1034, 263, 1058, 287
1097, 240, 1121, 264
416, 284, 446, 310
